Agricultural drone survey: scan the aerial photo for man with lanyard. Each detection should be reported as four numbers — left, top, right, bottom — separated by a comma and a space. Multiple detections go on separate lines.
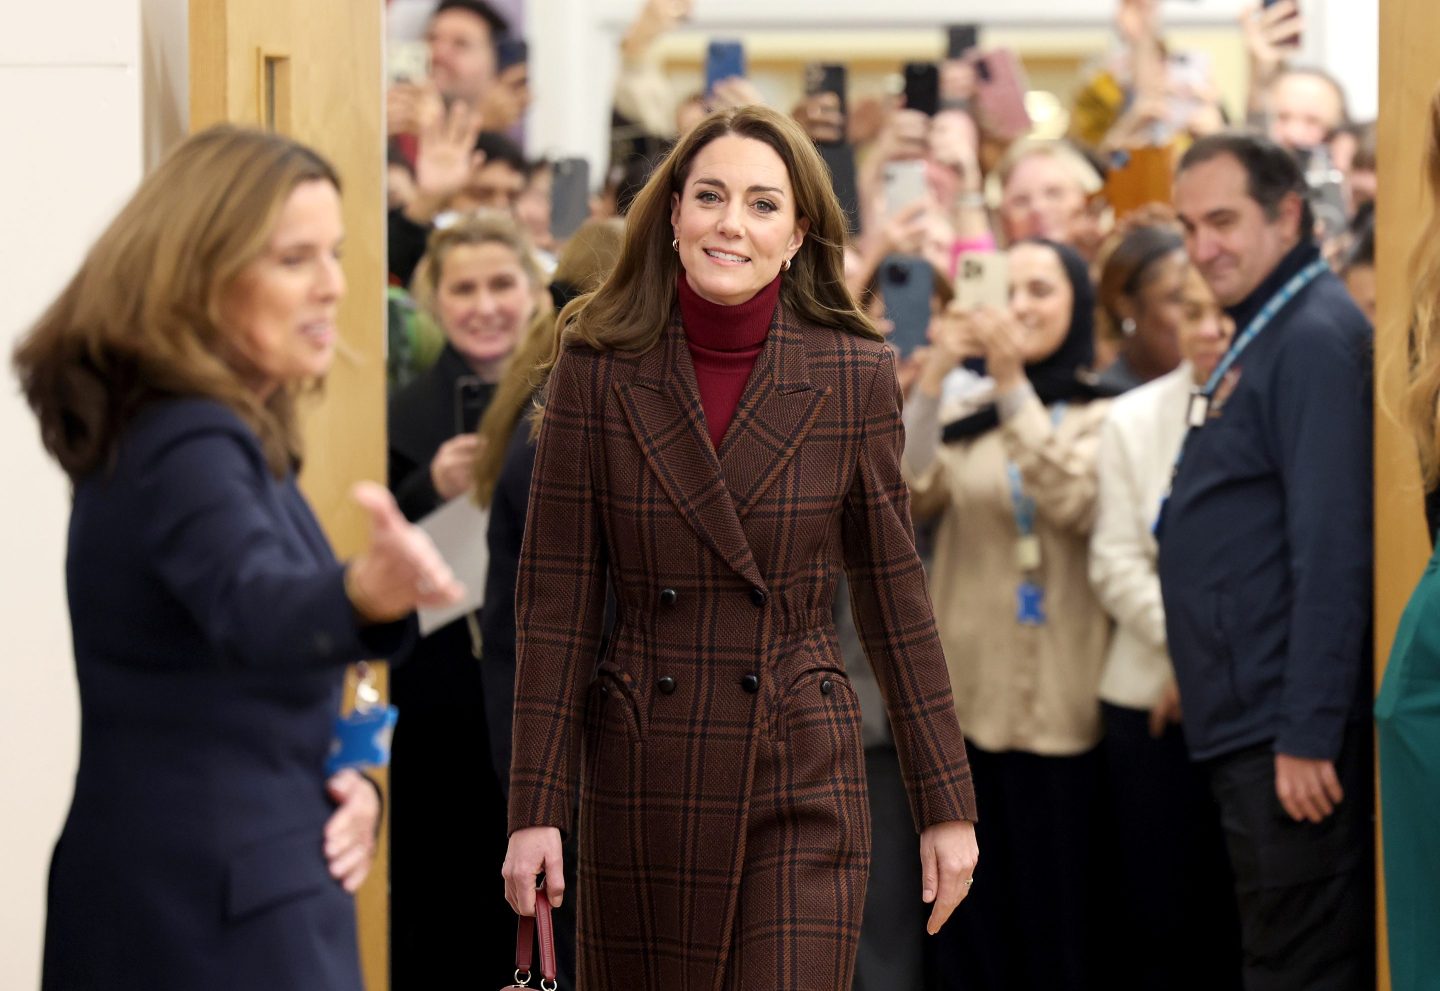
1157, 132, 1373, 990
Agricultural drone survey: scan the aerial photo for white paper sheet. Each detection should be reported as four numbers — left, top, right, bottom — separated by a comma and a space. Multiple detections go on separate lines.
415, 495, 490, 636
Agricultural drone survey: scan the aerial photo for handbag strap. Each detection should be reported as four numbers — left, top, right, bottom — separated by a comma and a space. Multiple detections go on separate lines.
514, 883, 557, 987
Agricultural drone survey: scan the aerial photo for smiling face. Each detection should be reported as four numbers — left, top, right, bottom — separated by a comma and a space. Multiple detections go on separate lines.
426, 8, 496, 105
669, 133, 809, 306
223, 179, 345, 395
1007, 242, 1074, 363
1174, 152, 1301, 308
1176, 263, 1235, 384
435, 240, 536, 376
1000, 152, 1088, 245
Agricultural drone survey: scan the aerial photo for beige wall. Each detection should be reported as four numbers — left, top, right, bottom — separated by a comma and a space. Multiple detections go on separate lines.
0, 3, 143, 987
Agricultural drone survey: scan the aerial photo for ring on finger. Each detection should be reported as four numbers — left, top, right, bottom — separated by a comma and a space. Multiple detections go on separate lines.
964, 876, 975, 887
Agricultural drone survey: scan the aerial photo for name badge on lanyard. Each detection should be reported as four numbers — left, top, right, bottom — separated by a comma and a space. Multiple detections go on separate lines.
326, 662, 399, 776
1008, 403, 1065, 627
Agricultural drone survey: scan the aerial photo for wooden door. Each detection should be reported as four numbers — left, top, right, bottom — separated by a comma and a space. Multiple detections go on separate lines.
1377, 2, 1440, 989
189, 1, 390, 986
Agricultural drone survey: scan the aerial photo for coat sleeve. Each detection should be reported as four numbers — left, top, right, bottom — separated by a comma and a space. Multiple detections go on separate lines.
508, 350, 608, 835
1272, 318, 1373, 760
1001, 390, 1106, 535
139, 422, 409, 668
1089, 411, 1168, 653
843, 347, 978, 829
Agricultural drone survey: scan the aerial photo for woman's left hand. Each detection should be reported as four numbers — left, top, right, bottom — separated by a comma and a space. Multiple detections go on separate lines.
967, 305, 1027, 392
324, 769, 381, 893
919, 819, 979, 934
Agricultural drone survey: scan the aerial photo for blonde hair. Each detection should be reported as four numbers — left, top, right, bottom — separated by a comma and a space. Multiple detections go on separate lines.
1403, 86, 1440, 488
409, 211, 546, 327
12, 124, 339, 479
536, 105, 879, 403
473, 218, 625, 506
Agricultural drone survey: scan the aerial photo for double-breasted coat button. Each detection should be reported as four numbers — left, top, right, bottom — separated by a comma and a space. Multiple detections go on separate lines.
657, 676, 676, 695
740, 673, 760, 694
659, 588, 678, 607
749, 587, 768, 607
820, 677, 834, 696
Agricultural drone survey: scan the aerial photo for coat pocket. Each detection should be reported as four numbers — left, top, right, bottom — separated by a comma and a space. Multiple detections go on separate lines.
224, 825, 335, 921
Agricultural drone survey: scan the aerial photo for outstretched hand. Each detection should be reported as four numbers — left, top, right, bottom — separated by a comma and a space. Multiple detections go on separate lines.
345, 481, 463, 623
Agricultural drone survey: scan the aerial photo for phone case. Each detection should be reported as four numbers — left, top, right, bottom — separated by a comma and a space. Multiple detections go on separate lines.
972, 49, 1032, 142
903, 62, 940, 116
883, 160, 928, 219
706, 41, 746, 95
881, 255, 934, 358
550, 157, 591, 242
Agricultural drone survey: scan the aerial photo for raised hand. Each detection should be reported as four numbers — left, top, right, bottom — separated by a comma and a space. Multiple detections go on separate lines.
345, 481, 463, 623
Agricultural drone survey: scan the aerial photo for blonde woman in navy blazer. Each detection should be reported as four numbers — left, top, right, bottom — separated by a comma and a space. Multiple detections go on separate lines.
13, 126, 459, 990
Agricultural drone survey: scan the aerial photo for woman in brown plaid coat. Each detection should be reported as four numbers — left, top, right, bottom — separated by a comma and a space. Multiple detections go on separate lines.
501, 106, 979, 990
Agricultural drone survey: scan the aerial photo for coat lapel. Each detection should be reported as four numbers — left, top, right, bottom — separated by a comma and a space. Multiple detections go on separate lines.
717, 306, 830, 518
614, 318, 764, 587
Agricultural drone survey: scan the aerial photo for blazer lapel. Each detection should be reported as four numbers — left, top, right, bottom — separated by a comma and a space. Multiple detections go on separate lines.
614, 319, 764, 587
717, 307, 831, 518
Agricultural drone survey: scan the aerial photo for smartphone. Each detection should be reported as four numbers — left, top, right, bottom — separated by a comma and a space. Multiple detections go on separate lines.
804, 62, 847, 119
955, 251, 1009, 312
550, 157, 590, 241
454, 376, 487, 435
497, 37, 528, 71
819, 143, 860, 235
1103, 146, 1174, 221
883, 159, 928, 219
389, 40, 430, 85
1302, 145, 1348, 243
947, 24, 979, 59
880, 256, 935, 358
902, 62, 940, 117
972, 49, 1033, 142
706, 40, 746, 96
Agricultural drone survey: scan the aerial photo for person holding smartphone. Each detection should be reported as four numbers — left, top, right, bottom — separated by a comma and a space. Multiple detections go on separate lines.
901, 240, 1112, 991
385, 212, 549, 986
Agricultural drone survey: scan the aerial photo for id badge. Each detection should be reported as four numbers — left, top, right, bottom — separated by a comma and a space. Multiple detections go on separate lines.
1015, 534, 1042, 572
326, 663, 398, 776
1016, 581, 1047, 627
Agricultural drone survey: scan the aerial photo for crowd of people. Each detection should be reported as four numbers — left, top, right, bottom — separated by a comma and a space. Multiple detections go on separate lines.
17, 0, 1420, 989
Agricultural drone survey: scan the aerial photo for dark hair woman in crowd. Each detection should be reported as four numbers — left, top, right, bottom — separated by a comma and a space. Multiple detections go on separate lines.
1096, 222, 1188, 391
902, 239, 1112, 990
500, 104, 979, 988
13, 124, 458, 990
385, 210, 547, 984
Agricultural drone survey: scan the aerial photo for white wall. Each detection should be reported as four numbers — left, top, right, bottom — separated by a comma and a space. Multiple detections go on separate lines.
0, 3, 143, 987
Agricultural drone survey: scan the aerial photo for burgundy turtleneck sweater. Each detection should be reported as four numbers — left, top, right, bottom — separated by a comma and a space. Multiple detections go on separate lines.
677, 272, 781, 449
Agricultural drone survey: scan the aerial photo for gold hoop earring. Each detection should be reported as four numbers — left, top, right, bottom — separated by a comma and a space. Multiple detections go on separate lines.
671, 239, 679, 252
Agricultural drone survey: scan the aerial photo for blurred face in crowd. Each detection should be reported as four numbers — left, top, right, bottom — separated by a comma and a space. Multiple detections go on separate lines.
453, 160, 526, 215
670, 133, 808, 307
224, 180, 345, 396
1174, 152, 1302, 308
999, 152, 1088, 245
1121, 249, 1187, 377
1176, 263, 1235, 384
516, 162, 553, 248
427, 9, 496, 104
676, 96, 708, 140
1007, 242, 1074, 363
1268, 72, 1345, 151
1343, 263, 1376, 324
436, 240, 536, 372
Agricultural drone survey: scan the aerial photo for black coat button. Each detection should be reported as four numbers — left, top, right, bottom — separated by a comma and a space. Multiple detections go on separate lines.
657, 676, 676, 695
820, 678, 834, 696
659, 588, 678, 607
749, 587, 768, 607
741, 673, 760, 694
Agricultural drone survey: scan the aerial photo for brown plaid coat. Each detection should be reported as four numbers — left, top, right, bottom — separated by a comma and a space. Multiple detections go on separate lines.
509, 305, 977, 989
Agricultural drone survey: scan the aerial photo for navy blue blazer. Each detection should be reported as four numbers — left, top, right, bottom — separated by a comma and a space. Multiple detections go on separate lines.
42, 398, 409, 991
1157, 241, 1373, 763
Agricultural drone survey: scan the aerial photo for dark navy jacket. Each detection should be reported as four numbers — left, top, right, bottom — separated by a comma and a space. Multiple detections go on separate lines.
42, 398, 408, 991
1157, 241, 1373, 762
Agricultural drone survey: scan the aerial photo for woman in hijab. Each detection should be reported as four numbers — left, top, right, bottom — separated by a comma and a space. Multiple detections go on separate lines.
901, 239, 1113, 991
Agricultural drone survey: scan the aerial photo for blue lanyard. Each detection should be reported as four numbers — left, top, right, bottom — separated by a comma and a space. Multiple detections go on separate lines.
1197, 258, 1329, 401
1008, 403, 1067, 537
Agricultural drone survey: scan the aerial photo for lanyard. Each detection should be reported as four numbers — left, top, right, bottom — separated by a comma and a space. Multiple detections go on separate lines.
1007, 403, 1067, 539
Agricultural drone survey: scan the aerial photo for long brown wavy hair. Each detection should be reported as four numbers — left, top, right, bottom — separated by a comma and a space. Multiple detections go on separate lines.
473, 218, 626, 507
536, 105, 878, 398
12, 125, 339, 480
1404, 85, 1440, 488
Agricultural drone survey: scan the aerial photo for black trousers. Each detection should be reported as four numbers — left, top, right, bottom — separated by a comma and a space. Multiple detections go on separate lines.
1204, 725, 1374, 991
1100, 703, 1242, 991
853, 745, 929, 991
930, 742, 1102, 991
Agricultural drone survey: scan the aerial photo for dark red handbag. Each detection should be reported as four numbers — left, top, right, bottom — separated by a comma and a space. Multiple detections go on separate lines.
500, 885, 557, 990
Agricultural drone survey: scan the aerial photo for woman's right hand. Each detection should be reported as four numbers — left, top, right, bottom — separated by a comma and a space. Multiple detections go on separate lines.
916, 303, 979, 397
430, 434, 482, 501
503, 826, 565, 916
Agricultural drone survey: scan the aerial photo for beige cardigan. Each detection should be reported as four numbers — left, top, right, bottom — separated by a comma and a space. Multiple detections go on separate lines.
903, 384, 1112, 756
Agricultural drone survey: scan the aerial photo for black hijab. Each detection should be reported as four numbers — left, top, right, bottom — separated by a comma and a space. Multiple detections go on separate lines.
942, 239, 1113, 443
